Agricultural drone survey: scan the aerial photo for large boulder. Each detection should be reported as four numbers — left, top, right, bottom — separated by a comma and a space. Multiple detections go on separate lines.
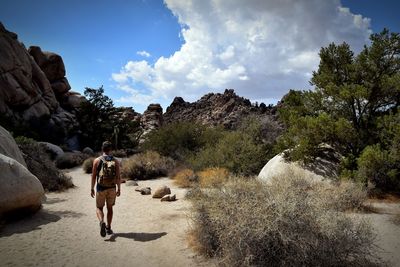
0, 153, 44, 215
258, 150, 340, 183
28, 46, 66, 83
38, 142, 64, 159
0, 23, 81, 148
0, 23, 58, 119
0, 125, 26, 167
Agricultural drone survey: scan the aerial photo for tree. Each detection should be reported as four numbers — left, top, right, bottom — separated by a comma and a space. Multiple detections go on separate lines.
78, 86, 116, 150
277, 29, 400, 189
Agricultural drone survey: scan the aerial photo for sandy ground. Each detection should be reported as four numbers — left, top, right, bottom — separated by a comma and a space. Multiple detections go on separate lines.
1, 167, 400, 267
0, 167, 211, 267
361, 199, 400, 267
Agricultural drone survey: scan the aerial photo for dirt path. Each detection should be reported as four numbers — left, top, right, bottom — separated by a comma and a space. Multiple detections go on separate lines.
361, 199, 400, 266
1, 167, 400, 266
0, 167, 210, 267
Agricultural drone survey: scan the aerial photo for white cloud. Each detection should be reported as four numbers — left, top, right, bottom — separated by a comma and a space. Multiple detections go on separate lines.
113, 0, 372, 109
136, 50, 151, 58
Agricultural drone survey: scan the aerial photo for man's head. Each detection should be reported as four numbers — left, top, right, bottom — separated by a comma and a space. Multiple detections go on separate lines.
102, 141, 113, 154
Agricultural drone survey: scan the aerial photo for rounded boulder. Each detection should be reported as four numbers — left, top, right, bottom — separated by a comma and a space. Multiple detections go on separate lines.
0, 125, 26, 167
0, 153, 45, 215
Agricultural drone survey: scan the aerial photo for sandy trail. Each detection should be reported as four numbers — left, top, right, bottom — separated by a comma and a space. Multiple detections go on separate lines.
1, 167, 400, 267
0, 167, 210, 267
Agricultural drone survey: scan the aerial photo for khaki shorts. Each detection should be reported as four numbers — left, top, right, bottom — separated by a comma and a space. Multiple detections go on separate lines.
96, 188, 117, 208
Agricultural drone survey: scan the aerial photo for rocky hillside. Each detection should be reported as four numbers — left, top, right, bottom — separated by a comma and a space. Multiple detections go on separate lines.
164, 89, 275, 129
0, 22, 85, 149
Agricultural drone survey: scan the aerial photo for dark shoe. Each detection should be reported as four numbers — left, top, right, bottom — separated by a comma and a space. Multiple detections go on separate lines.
106, 226, 113, 235
100, 221, 106, 237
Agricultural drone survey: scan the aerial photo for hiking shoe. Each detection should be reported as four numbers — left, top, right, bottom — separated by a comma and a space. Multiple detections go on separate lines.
100, 221, 106, 237
106, 226, 113, 235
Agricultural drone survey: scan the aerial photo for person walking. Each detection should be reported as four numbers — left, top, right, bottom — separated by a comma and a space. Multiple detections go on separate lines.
91, 141, 121, 237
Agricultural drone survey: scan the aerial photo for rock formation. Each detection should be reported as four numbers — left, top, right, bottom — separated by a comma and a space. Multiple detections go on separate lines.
0, 22, 84, 148
0, 126, 44, 216
141, 104, 163, 135
0, 125, 27, 167
258, 148, 341, 183
163, 89, 275, 129
0, 154, 45, 216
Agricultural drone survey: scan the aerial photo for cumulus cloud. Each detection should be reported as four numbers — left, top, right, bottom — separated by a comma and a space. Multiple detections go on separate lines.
136, 50, 151, 57
113, 0, 372, 109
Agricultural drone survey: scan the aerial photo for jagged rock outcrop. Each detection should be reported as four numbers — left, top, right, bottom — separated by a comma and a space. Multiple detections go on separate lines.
116, 107, 141, 124
164, 89, 274, 129
141, 104, 163, 135
0, 23, 82, 147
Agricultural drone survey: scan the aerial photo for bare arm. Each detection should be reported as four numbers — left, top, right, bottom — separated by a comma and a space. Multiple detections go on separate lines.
115, 159, 121, 196
91, 158, 99, 197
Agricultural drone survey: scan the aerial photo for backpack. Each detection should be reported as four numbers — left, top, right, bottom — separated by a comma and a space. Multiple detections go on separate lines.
97, 156, 117, 187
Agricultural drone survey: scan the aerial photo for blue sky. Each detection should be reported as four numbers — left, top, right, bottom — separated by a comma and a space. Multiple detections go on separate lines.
0, 0, 399, 113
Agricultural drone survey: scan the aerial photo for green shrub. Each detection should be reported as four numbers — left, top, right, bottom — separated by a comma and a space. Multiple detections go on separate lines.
82, 157, 95, 174
357, 145, 399, 190
190, 170, 377, 266
121, 151, 175, 180
190, 131, 267, 176
16, 137, 74, 191
55, 152, 88, 169
142, 122, 224, 160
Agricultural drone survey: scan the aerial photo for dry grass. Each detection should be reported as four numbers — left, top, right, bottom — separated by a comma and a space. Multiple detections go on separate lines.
121, 151, 175, 180
198, 167, 229, 188
82, 157, 95, 174
172, 168, 197, 188
189, 168, 379, 266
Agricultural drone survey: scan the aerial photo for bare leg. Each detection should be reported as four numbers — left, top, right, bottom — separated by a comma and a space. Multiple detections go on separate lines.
106, 205, 113, 228
96, 207, 104, 222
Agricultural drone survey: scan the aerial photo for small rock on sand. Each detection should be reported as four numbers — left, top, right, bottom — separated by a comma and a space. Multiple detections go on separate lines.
161, 194, 176, 202
153, 185, 171, 198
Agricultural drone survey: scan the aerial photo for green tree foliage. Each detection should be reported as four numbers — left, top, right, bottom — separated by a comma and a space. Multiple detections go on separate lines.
278, 29, 400, 189
78, 86, 115, 150
143, 118, 275, 176
142, 122, 224, 160
78, 86, 140, 151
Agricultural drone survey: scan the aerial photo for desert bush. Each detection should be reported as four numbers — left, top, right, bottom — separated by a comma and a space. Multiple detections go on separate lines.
16, 137, 74, 191
172, 168, 198, 188
142, 122, 224, 160
190, 169, 377, 266
315, 180, 368, 211
82, 157, 95, 174
112, 149, 127, 158
198, 167, 229, 188
121, 151, 175, 180
55, 152, 88, 169
190, 131, 267, 176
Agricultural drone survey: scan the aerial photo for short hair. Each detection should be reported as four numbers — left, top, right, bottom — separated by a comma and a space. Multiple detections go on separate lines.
102, 141, 112, 153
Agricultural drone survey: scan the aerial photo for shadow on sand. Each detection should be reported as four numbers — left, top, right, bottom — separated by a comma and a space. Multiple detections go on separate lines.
105, 232, 167, 242
0, 209, 85, 237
